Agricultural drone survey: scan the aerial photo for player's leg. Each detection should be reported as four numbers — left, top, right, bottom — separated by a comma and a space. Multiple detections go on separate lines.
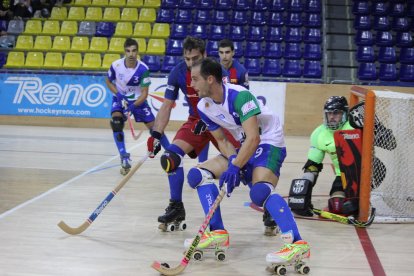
110, 98, 130, 174
185, 155, 229, 251
197, 143, 209, 163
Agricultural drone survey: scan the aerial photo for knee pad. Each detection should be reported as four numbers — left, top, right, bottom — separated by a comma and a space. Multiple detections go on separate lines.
250, 182, 273, 207
187, 167, 215, 189
161, 150, 182, 173
110, 116, 124, 132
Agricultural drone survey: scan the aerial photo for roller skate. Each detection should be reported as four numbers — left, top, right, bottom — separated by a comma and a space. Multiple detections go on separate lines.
120, 153, 131, 175
158, 200, 187, 232
184, 229, 229, 261
263, 209, 279, 236
266, 240, 310, 275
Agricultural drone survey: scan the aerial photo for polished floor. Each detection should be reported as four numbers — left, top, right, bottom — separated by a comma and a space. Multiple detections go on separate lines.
0, 125, 413, 276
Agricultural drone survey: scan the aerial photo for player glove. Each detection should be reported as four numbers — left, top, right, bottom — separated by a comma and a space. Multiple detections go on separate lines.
219, 155, 241, 197
191, 119, 207, 135
147, 130, 162, 158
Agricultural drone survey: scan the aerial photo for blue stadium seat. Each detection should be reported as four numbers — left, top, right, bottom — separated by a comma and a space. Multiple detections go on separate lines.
286, 12, 303, 27
285, 27, 302, 43
175, 9, 193, 23
161, 55, 180, 72
378, 46, 396, 63
354, 15, 371, 30
400, 64, 414, 81
0, 52, 6, 68
262, 59, 282, 76
356, 46, 375, 62
266, 26, 283, 42
283, 59, 302, 77
303, 28, 322, 44
142, 55, 161, 71
287, 0, 303, 12
247, 26, 265, 41
400, 47, 414, 64
191, 24, 209, 40
352, 1, 371, 15
161, 0, 178, 9
372, 2, 389, 16
390, 3, 406, 17
304, 13, 322, 28
244, 58, 261, 76
194, 10, 211, 24
232, 10, 248, 25
408, 4, 414, 17
170, 24, 188, 39
234, 0, 251, 11
209, 24, 226, 40
252, 0, 269, 11
179, 0, 196, 9
284, 43, 302, 59
392, 17, 409, 32
379, 63, 398, 81
213, 10, 230, 25
305, 0, 321, 13
270, 0, 285, 12
373, 16, 391, 31
199, 0, 214, 10
95, 22, 115, 37
268, 12, 284, 26
216, 0, 233, 10
229, 25, 246, 41
166, 39, 183, 55
233, 41, 244, 57
206, 40, 219, 56
156, 9, 174, 23
376, 31, 394, 46
245, 41, 262, 58
357, 62, 377, 80
303, 60, 322, 78
263, 42, 282, 58
355, 30, 374, 46
251, 11, 266, 26
0, 20, 7, 32
303, 43, 322, 60
396, 32, 413, 47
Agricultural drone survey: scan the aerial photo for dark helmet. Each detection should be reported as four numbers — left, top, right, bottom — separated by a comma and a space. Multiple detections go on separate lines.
323, 96, 349, 130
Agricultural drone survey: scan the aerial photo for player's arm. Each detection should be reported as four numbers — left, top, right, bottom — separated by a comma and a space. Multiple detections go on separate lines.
106, 66, 118, 95
209, 127, 238, 158
152, 98, 174, 133
232, 115, 260, 167
105, 78, 117, 95
133, 70, 151, 106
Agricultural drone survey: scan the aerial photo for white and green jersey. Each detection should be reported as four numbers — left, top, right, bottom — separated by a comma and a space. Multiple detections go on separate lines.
197, 83, 285, 148
107, 58, 151, 101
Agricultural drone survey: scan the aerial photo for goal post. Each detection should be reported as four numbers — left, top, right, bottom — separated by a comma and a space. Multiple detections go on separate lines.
349, 85, 414, 223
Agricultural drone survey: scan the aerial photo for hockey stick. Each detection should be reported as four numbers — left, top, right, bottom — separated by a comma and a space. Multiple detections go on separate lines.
151, 187, 227, 275
57, 154, 149, 235
123, 101, 144, 140
312, 207, 376, 228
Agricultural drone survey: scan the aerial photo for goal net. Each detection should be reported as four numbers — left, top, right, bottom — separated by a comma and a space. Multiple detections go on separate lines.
350, 86, 414, 223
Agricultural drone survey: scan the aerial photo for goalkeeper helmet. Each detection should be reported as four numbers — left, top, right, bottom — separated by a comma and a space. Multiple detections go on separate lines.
323, 96, 349, 130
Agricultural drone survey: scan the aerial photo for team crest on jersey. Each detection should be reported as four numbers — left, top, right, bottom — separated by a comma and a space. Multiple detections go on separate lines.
241, 100, 257, 115
216, 114, 225, 120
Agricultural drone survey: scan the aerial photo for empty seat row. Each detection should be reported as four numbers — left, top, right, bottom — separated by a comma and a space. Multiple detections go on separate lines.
358, 62, 414, 82
50, 6, 156, 22
356, 46, 414, 64
354, 15, 414, 31
7, 20, 170, 39
161, 0, 322, 13
68, 0, 159, 8
13, 35, 149, 54
157, 8, 322, 27
355, 30, 413, 47
4, 51, 121, 70
352, 1, 414, 17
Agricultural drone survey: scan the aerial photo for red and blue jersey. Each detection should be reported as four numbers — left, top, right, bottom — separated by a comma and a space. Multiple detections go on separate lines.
227, 59, 249, 89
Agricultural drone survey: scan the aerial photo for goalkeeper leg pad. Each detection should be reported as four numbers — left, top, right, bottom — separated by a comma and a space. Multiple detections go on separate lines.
288, 179, 313, 211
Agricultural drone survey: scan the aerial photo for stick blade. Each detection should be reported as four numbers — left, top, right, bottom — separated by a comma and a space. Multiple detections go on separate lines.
151, 261, 185, 276
57, 220, 90, 235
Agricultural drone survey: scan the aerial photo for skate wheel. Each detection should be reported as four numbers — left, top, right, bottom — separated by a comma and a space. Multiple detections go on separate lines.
298, 265, 310, 274
215, 251, 226, 262
275, 265, 287, 276
192, 250, 203, 261
179, 221, 187, 231
167, 223, 175, 232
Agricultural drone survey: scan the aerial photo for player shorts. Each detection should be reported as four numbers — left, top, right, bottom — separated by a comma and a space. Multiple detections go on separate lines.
174, 116, 240, 159
245, 144, 287, 177
111, 96, 155, 123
